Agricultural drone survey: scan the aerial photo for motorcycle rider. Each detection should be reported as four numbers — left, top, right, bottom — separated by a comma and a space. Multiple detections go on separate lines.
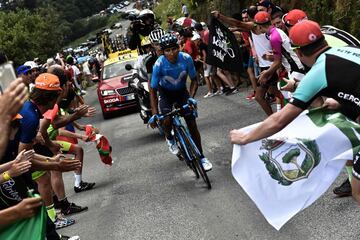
128, 9, 158, 55
130, 29, 166, 124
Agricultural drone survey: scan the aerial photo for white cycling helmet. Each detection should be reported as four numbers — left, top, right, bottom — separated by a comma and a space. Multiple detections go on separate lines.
139, 9, 155, 19
24, 61, 39, 69
149, 28, 166, 44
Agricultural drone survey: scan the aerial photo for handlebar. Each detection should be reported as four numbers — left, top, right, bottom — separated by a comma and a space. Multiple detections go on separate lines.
148, 98, 198, 126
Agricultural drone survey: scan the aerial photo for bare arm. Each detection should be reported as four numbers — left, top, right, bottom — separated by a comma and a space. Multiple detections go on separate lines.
149, 87, 159, 115
58, 129, 87, 140
213, 11, 255, 31
230, 104, 304, 144
189, 77, 198, 98
0, 198, 43, 225
0, 79, 29, 159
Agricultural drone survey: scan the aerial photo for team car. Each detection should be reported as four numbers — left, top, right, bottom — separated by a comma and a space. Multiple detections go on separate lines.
97, 49, 138, 119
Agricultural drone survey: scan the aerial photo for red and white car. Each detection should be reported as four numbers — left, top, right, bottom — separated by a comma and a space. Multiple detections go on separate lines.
97, 50, 138, 119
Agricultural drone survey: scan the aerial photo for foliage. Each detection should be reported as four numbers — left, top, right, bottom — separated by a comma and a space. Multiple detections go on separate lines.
0, 8, 64, 66
155, 0, 359, 38
0, 0, 121, 65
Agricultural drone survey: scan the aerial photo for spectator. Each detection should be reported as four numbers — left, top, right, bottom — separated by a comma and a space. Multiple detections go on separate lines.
181, 3, 189, 17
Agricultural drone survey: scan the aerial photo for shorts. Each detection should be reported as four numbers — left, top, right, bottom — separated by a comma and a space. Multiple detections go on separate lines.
204, 64, 213, 77
257, 67, 279, 88
32, 171, 47, 181
32, 143, 53, 181
247, 57, 255, 69
55, 141, 76, 153
158, 87, 194, 120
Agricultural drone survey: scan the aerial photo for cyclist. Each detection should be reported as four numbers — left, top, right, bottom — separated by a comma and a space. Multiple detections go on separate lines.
149, 34, 212, 171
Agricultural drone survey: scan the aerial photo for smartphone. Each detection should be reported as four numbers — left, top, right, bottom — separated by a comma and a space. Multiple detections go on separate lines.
0, 61, 16, 94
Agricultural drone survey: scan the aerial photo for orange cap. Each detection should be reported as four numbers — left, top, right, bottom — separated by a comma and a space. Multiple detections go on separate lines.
289, 20, 323, 47
283, 9, 307, 27
12, 113, 23, 120
254, 11, 271, 25
35, 73, 62, 91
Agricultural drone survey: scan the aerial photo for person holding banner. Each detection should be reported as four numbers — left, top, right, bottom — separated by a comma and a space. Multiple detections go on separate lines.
212, 9, 282, 116
229, 20, 360, 204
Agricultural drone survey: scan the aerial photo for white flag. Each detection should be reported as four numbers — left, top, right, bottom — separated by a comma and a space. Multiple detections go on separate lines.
232, 108, 360, 230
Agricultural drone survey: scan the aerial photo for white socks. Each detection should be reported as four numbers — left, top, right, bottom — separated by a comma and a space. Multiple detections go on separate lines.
74, 174, 82, 187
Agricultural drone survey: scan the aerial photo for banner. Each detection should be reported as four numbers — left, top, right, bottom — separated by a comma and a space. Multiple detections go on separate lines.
232, 108, 360, 230
0, 205, 47, 240
207, 17, 243, 73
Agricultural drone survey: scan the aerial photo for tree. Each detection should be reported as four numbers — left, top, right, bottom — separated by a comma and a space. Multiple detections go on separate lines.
282, 148, 304, 174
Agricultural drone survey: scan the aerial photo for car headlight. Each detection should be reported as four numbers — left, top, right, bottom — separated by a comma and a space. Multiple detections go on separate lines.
101, 89, 116, 96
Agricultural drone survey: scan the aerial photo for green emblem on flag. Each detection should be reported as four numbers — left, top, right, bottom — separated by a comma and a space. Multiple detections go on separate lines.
259, 139, 321, 186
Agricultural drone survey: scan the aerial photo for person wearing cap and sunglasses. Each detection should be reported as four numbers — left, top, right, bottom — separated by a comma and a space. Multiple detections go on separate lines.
230, 20, 360, 204
254, 11, 305, 86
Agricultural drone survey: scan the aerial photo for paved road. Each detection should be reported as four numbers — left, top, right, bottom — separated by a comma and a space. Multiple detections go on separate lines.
57, 85, 359, 240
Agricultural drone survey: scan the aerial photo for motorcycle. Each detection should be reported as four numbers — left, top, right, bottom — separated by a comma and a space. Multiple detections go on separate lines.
125, 63, 152, 124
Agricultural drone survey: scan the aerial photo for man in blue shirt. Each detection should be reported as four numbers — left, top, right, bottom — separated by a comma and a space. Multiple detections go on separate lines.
149, 34, 212, 171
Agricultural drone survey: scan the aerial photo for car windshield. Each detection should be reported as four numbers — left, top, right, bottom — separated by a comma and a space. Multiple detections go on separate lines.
102, 59, 135, 80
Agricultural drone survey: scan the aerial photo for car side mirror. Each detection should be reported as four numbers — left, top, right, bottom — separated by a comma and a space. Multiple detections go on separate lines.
125, 64, 133, 71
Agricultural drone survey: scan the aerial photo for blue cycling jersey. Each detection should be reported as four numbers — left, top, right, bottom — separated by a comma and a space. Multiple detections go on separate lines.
151, 52, 196, 91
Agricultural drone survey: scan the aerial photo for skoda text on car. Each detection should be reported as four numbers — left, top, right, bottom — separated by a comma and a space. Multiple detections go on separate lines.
97, 49, 138, 119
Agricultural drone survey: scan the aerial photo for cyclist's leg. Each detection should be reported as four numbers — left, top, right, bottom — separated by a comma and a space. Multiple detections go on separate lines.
178, 90, 203, 155
158, 90, 174, 140
184, 117, 203, 155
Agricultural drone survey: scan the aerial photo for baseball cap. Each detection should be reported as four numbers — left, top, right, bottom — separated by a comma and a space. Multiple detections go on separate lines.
191, 32, 201, 41
12, 113, 23, 120
282, 9, 307, 27
34, 73, 62, 91
24, 61, 39, 70
16, 65, 31, 75
289, 20, 324, 47
254, 11, 271, 25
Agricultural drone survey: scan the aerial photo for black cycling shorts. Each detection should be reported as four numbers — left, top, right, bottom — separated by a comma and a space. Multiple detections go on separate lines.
257, 67, 279, 88
158, 87, 194, 120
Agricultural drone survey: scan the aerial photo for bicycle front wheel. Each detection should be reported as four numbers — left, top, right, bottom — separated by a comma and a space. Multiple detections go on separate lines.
175, 127, 199, 178
179, 127, 211, 189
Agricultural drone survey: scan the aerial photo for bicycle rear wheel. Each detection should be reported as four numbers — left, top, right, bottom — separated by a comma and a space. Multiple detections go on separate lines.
178, 127, 211, 189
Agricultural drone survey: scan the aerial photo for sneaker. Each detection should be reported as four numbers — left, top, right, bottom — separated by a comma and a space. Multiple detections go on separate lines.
214, 89, 224, 95
166, 139, 179, 155
246, 91, 256, 100
225, 87, 239, 95
62, 202, 88, 216
60, 235, 81, 240
74, 181, 96, 193
203, 92, 214, 98
200, 158, 212, 172
54, 214, 75, 229
333, 178, 352, 197
80, 90, 87, 95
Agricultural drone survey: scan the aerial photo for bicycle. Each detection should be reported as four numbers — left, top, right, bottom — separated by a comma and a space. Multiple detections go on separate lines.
149, 99, 212, 189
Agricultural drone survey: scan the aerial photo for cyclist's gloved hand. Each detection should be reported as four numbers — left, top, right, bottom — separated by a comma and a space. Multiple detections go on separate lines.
187, 98, 198, 118
148, 114, 159, 129
187, 98, 197, 107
